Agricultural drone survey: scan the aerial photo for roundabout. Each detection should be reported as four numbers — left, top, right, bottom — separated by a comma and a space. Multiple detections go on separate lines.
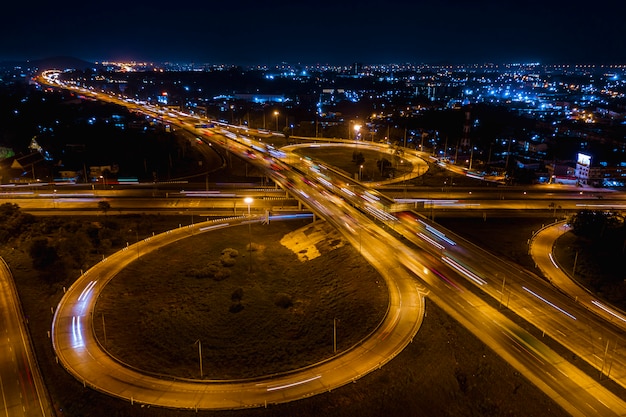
51, 215, 426, 410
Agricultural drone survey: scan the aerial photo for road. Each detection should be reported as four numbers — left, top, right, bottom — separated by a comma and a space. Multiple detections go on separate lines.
38, 72, 626, 415
0, 259, 54, 417
531, 221, 626, 330
51, 215, 426, 410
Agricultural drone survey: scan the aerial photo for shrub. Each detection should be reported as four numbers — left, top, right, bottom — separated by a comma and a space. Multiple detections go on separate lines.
229, 302, 244, 313
213, 268, 231, 281
220, 254, 236, 267
274, 292, 293, 309
231, 288, 243, 301
186, 262, 230, 280
220, 248, 239, 266
221, 248, 239, 257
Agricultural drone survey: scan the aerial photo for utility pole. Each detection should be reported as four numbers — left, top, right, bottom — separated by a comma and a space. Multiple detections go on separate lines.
195, 339, 203, 378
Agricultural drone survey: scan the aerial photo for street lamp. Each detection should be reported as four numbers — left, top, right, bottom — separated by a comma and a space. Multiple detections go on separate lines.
354, 124, 361, 141
244, 197, 254, 271
274, 111, 279, 131
194, 339, 203, 378
359, 164, 363, 181
244, 197, 253, 216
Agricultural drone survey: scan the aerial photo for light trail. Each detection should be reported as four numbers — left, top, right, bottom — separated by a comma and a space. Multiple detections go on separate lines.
417, 232, 445, 251
523, 286, 577, 320
442, 256, 487, 286
266, 375, 321, 391
198, 224, 230, 231
592, 300, 626, 323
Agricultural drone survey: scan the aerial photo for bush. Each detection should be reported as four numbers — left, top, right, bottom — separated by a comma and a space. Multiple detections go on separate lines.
221, 248, 239, 257
220, 248, 239, 266
274, 292, 293, 309
220, 253, 236, 267
229, 302, 244, 313
231, 288, 243, 301
213, 268, 231, 281
186, 262, 230, 280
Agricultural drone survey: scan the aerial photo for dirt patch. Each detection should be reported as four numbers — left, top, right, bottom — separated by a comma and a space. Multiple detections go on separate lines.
281, 221, 345, 261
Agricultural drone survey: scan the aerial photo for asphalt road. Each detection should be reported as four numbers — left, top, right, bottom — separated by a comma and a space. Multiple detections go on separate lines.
0, 259, 54, 417
51, 214, 427, 410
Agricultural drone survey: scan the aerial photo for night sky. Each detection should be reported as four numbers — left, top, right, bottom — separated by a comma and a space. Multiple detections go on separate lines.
2, 0, 626, 65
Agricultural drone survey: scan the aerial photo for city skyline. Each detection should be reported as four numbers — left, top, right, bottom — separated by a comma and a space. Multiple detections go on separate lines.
3, 0, 626, 65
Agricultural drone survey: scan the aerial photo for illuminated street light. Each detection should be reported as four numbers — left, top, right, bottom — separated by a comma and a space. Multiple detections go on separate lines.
274, 111, 279, 131
354, 124, 361, 141
244, 197, 253, 216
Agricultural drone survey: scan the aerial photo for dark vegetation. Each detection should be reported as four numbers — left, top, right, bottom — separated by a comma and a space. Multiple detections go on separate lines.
554, 210, 626, 309
0, 86, 205, 183
437, 211, 626, 311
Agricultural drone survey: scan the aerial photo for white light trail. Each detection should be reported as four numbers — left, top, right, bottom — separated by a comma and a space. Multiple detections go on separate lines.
199, 223, 229, 231
442, 256, 486, 285
266, 375, 321, 391
417, 232, 445, 250
548, 253, 559, 269
71, 316, 84, 349
523, 286, 577, 320
592, 300, 626, 323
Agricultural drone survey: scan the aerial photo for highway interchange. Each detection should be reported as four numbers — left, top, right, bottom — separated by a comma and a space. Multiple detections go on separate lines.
2, 71, 626, 416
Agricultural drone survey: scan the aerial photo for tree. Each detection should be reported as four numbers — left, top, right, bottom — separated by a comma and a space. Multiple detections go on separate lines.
376, 157, 392, 176
98, 201, 111, 216
29, 237, 59, 269
569, 210, 623, 240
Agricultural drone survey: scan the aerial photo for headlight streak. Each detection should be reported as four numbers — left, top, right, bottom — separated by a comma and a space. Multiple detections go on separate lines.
340, 187, 355, 197
266, 375, 321, 391
417, 219, 457, 245
548, 253, 559, 269
592, 300, 626, 323
316, 176, 333, 189
269, 213, 314, 221
361, 191, 380, 203
523, 286, 577, 320
199, 223, 229, 231
71, 316, 84, 349
78, 280, 96, 301
442, 256, 487, 286
364, 205, 398, 222
417, 232, 445, 251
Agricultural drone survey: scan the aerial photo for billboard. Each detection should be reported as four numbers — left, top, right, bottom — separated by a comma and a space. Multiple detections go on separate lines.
577, 153, 591, 166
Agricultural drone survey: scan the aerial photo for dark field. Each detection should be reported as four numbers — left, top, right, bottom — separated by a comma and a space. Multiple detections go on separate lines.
93, 219, 389, 379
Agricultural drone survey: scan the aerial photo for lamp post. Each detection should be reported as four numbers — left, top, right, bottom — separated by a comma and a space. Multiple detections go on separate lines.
244, 197, 253, 217
274, 111, 279, 131
359, 164, 363, 181
194, 339, 203, 378
244, 197, 253, 271
354, 124, 361, 141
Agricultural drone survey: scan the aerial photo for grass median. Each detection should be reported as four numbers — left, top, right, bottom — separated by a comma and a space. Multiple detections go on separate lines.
92, 219, 389, 379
